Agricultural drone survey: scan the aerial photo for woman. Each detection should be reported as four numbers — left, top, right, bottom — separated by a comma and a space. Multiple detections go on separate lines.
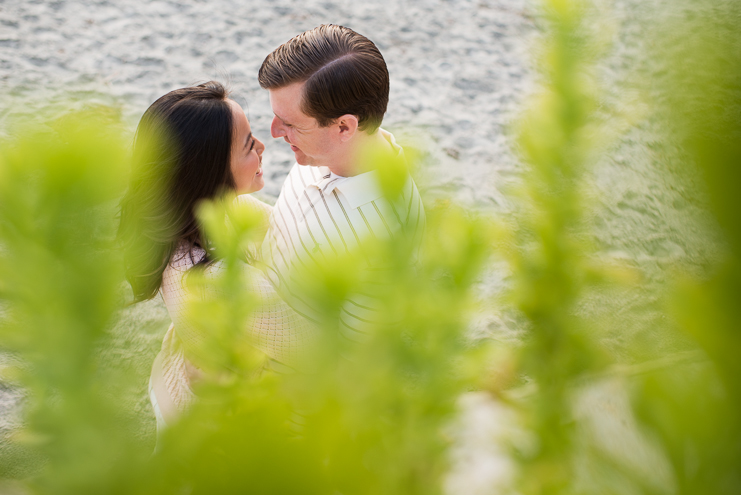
118, 82, 314, 432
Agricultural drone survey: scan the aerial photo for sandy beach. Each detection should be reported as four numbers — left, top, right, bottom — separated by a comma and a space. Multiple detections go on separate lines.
0, 0, 726, 491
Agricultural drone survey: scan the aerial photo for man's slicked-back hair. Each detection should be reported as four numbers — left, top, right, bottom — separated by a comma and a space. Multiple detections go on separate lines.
258, 24, 389, 133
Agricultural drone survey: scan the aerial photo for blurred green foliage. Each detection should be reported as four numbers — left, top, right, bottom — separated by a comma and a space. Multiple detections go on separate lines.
501, 0, 612, 492
140, 194, 493, 495
0, 1, 739, 494
628, 5, 741, 495
0, 107, 493, 493
0, 110, 152, 493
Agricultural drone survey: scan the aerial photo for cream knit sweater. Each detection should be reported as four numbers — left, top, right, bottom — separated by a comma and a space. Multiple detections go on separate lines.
150, 195, 317, 421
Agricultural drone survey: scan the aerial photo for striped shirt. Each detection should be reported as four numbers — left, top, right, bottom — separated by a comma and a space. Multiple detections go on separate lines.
261, 130, 426, 343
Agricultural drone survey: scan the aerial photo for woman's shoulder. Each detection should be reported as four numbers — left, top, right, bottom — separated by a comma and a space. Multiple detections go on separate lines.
235, 193, 274, 212
160, 242, 223, 304
167, 242, 207, 273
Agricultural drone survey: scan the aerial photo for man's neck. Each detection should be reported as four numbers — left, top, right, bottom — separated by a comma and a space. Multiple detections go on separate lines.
324, 129, 394, 177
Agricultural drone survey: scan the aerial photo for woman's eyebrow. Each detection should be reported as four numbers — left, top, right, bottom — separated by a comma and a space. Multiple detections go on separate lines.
244, 132, 253, 148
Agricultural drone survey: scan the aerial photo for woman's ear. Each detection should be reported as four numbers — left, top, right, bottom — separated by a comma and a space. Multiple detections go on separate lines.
337, 114, 359, 142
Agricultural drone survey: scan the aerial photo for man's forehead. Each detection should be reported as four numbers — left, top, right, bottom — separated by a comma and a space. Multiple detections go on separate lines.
269, 83, 314, 124
268, 83, 303, 109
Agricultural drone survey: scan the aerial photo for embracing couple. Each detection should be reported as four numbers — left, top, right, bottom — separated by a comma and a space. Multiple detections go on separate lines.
117, 25, 425, 432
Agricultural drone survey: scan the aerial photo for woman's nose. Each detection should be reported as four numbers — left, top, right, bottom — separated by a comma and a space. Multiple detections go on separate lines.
270, 116, 284, 138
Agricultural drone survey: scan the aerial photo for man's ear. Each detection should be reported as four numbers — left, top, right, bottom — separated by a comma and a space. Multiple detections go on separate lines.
337, 114, 359, 142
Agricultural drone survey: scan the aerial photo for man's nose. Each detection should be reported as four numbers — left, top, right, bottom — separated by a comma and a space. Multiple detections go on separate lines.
270, 116, 285, 139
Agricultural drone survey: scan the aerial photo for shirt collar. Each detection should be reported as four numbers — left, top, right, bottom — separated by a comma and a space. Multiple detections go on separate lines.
308, 129, 405, 209
327, 170, 384, 208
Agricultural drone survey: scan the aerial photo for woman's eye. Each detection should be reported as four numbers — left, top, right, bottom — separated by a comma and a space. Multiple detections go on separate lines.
248, 139, 255, 152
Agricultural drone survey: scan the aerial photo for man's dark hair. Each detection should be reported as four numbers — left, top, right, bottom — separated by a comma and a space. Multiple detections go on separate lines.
258, 24, 389, 133
118, 81, 236, 302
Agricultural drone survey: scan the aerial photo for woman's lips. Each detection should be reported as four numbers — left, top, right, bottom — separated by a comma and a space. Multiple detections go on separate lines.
290, 145, 299, 152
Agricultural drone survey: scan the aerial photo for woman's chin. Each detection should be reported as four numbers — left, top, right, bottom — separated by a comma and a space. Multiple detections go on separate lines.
249, 176, 265, 193
235, 175, 265, 195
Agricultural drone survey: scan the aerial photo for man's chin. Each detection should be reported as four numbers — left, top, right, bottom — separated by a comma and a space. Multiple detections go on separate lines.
294, 153, 314, 166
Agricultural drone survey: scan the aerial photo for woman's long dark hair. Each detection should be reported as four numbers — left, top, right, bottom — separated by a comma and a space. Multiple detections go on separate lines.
118, 81, 236, 302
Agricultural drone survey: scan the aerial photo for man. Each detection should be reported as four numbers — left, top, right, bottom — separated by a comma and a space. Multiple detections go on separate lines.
257, 25, 425, 342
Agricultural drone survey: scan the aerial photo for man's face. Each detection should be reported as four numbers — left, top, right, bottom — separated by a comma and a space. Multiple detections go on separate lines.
268, 82, 335, 167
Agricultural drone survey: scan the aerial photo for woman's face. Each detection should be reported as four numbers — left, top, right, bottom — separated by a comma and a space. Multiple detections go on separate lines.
228, 99, 265, 194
